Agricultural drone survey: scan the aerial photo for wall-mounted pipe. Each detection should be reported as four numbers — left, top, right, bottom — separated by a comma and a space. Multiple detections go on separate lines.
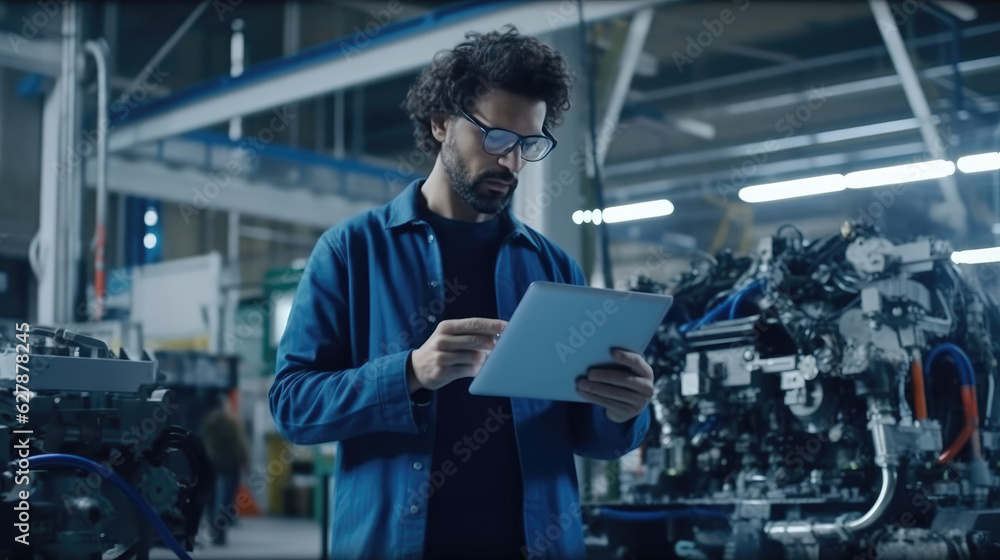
84, 38, 110, 321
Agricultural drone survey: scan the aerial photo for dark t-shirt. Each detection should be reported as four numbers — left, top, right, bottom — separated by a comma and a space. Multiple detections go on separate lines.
419, 203, 526, 559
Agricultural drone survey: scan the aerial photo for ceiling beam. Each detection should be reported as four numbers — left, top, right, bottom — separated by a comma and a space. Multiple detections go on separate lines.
596, 7, 655, 167
684, 55, 1000, 118
108, 0, 669, 153
605, 55, 1000, 183
605, 117, 929, 179
0, 36, 60, 76
711, 43, 797, 64
338, 0, 429, 20
870, 0, 966, 234
629, 21, 1000, 104
85, 157, 377, 229
607, 141, 927, 203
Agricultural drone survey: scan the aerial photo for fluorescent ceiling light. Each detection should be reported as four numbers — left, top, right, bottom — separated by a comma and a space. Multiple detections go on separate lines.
602, 199, 674, 223
669, 116, 716, 140
738, 174, 845, 203
934, 1, 977, 22
952, 247, 1000, 264
846, 159, 955, 189
957, 152, 1000, 173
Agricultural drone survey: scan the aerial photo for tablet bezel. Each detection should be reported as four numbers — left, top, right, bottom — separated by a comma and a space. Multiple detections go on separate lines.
467, 281, 673, 402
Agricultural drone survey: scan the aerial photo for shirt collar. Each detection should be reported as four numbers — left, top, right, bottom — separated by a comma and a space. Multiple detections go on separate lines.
384, 178, 541, 253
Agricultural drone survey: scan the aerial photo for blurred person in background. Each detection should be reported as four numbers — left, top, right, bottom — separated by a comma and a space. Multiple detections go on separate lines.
270, 26, 654, 559
200, 393, 250, 546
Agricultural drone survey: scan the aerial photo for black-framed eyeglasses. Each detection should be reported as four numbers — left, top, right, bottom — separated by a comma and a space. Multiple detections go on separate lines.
459, 108, 557, 162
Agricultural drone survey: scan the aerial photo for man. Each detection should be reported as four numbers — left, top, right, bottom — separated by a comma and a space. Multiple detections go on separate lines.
269, 27, 654, 560
199, 393, 250, 545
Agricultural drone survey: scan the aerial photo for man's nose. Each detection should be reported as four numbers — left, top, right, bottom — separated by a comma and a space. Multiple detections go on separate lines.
498, 144, 525, 174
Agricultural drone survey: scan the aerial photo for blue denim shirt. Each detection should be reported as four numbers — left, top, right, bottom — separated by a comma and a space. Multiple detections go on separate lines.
269, 179, 650, 560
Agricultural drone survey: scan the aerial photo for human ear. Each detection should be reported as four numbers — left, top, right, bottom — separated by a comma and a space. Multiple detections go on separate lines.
430, 114, 449, 143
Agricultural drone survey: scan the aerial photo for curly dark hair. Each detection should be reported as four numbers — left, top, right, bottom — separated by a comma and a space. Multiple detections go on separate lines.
402, 25, 573, 158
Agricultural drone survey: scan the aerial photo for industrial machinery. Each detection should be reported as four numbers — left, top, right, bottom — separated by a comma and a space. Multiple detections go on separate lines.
590, 221, 1000, 560
0, 327, 213, 560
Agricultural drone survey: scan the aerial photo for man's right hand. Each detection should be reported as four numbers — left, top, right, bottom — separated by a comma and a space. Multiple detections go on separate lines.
407, 318, 508, 393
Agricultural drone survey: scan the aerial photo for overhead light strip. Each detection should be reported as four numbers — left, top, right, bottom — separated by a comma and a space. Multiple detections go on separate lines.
845, 159, 955, 189
575, 153, 999, 219
738, 174, 846, 203
737, 153, 997, 203
957, 152, 1000, 173
952, 247, 1000, 265
573, 199, 674, 225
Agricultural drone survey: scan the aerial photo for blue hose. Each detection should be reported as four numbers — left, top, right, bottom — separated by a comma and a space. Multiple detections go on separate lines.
598, 507, 729, 522
688, 416, 718, 438
679, 292, 739, 333
679, 280, 762, 333
27, 453, 195, 560
729, 280, 764, 320
925, 343, 977, 387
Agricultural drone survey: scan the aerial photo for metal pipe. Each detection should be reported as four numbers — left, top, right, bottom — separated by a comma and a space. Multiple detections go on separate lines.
841, 467, 898, 533
284, 1, 301, 147
84, 39, 110, 321
764, 467, 898, 541
765, 466, 898, 541
224, 212, 240, 354
55, 10, 70, 324
32, 72, 65, 325
911, 350, 928, 420
765, 409, 898, 542
59, 1, 81, 325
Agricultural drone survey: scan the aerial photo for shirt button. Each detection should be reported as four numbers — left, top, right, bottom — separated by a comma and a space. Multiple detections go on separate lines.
428, 234, 435, 242
413, 462, 423, 471
410, 505, 419, 514
427, 314, 437, 323
429, 280, 440, 288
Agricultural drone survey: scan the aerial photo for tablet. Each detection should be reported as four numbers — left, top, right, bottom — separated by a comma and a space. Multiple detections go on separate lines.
468, 281, 673, 402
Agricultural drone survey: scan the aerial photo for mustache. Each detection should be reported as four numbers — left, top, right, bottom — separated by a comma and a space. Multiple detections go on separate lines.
477, 171, 517, 184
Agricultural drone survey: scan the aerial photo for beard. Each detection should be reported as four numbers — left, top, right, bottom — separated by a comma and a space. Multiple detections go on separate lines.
441, 137, 517, 215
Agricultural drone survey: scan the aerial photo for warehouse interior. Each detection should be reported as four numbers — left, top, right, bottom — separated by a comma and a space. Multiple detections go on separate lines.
1, 0, 1000, 558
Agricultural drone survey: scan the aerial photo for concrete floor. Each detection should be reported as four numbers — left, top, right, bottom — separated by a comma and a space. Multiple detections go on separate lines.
150, 516, 322, 560
146, 516, 612, 559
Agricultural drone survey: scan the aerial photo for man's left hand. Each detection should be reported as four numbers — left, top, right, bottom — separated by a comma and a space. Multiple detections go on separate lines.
576, 348, 654, 423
